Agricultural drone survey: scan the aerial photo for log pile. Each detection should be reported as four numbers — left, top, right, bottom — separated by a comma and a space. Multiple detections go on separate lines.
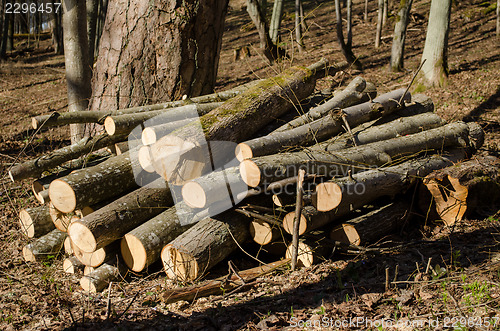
10, 59, 496, 299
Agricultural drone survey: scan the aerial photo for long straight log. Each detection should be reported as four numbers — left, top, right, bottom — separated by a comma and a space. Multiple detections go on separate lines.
68, 179, 173, 253
19, 205, 55, 238
239, 121, 480, 188
235, 88, 411, 161
22, 229, 67, 262
104, 102, 223, 136
9, 134, 123, 182
161, 211, 249, 281
151, 59, 328, 184
282, 150, 471, 235
80, 257, 128, 293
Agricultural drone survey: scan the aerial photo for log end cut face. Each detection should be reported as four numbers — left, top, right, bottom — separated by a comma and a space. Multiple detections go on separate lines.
22, 245, 36, 262
283, 212, 308, 236
161, 245, 199, 282
235, 143, 253, 162
182, 181, 207, 209
63, 258, 76, 274
80, 276, 98, 293
19, 209, 35, 238
104, 117, 117, 136
240, 159, 261, 187
249, 219, 274, 245
73, 242, 106, 267
142, 127, 157, 146
314, 182, 342, 212
330, 224, 360, 246
49, 179, 77, 214
68, 221, 97, 253
121, 234, 148, 272
285, 242, 314, 268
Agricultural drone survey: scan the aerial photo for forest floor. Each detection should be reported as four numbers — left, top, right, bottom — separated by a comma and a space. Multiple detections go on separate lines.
0, 0, 499, 329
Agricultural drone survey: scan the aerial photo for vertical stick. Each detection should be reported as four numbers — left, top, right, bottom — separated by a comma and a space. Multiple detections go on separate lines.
364, 0, 368, 21
291, 169, 306, 271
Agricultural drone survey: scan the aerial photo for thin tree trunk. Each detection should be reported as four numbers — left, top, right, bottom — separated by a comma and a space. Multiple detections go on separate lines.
86, 0, 98, 63
364, 0, 368, 21
295, 0, 304, 52
247, 0, 278, 62
346, 0, 353, 49
269, 0, 284, 44
383, 0, 388, 25
335, 0, 361, 69
375, 0, 383, 47
0, 8, 10, 57
390, 0, 413, 72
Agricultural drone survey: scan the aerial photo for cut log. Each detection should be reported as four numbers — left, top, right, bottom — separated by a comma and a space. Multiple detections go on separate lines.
285, 234, 334, 268
162, 259, 289, 304
249, 219, 282, 245
282, 150, 471, 235
272, 76, 373, 132
330, 200, 411, 245
22, 229, 67, 262
48, 202, 80, 232
141, 117, 198, 146
138, 145, 155, 173
8, 134, 122, 182
239, 121, 480, 187
121, 206, 193, 272
72, 241, 119, 267
151, 59, 327, 184
104, 102, 223, 136
234, 88, 411, 161
68, 179, 173, 253
423, 156, 500, 226
272, 191, 313, 208
19, 206, 55, 238
80, 257, 128, 293
311, 182, 342, 212
83, 266, 95, 276
114, 141, 129, 155
63, 256, 85, 274
32, 81, 261, 129
64, 237, 74, 255
161, 211, 249, 281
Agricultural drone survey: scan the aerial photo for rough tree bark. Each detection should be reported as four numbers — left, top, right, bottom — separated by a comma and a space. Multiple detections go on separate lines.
390, 0, 413, 72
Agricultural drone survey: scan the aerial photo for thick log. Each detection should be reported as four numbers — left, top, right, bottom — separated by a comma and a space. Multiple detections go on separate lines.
32, 171, 72, 203
121, 206, 193, 272
282, 150, 471, 235
80, 258, 128, 293
68, 179, 173, 252
235, 88, 411, 161
423, 156, 500, 226
151, 59, 327, 184
48, 202, 79, 232
72, 241, 119, 267
249, 219, 282, 245
285, 234, 334, 268
330, 200, 411, 245
162, 259, 290, 304
22, 229, 67, 262
272, 76, 373, 132
161, 211, 249, 281
240, 121, 480, 187
8, 134, 122, 182
104, 102, 223, 136
19, 206, 55, 238
63, 256, 85, 274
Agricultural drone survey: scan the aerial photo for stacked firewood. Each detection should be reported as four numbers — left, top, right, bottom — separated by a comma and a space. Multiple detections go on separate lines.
11, 58, 499, 297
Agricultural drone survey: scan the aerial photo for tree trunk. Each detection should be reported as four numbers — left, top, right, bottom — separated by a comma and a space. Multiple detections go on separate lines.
269, 0, 284, 44
239, 121, 481, 187
80, 257, 128, 292
67, 179, 173, 252
22, 229, 66, 262
364, 0, 368, 21
419, 0, 452, 87
295, 0, 304, 52
50, 1, 63, 55
19, 206, 55, 238
235, 89, 410, 161
161, 211, 249, 281
94, 0, 108, 54
63, 0, 92, 143
0, 9, 11, 57
346, 0, 353, 49
335, 0, 361, 68
423, 156, 500, 226
90, 0, 228, 114
246, 0, 280, 62
390, 0, 413, 72
383, 0, 388, 25
375, 0, 383, 47
86, 0, 98, 63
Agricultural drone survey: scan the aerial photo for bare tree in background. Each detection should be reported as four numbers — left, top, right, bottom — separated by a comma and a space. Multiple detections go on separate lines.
335, 0, 361, 69
51, 0, 63, 54
247, 0, 282, 62
86, 0, 98, 63
295, 0, 305, 51
390, 0, 413, 71
269, 0, 284, 44
375, 0, 383, 47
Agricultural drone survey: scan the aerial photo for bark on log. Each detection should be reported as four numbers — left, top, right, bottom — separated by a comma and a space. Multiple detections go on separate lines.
161, 211, 249, 281
68, 179, 173, 253
240, 121, 480, 187
330, 200, 411, 245
285, 234, 334, 268
272, 76, 373, 132
235, 88, 411, 161
142, 118, 196, 146
423, 156, 500, 226
9, 134, 123, 182
63, 256, 85, 274
121, 206, 193, 272
22, 229, 67, 262
150, 59, 327, 184
282, 150, 470, 235
104, 102, 223, 136
19, 205, 55, 238
162, 259, 290, 304
72, 241, 119, 267
80, 257, 128, 293
114, 141, 129, 155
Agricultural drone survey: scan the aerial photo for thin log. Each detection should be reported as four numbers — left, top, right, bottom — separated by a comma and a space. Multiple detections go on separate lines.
19, 205, 55, 238
22, 229, 67, 262
80, 257, 128, 293
285, 235, 334, 268
68, 179, 173, 253
249, 219, 282, 245
114, 141, 129, 155
63, 256, 85, 274
141, 118, 195, 146
161, 211, 249, 281
291, 169, 306, 270
235, 89, 411, 161
84, 266, 95, 276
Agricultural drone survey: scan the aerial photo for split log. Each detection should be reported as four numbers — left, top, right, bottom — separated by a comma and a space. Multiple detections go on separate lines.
285, 234, 334, 268
282, 150, 470, 235
151, 59, 327, 184
162, 259, 289, 304
272, 76, 373, 132
22, 229, 66, 262
64, 237, 73, 255
239, 121, 480, 187
18, 206, 55, 238
72, 241, 119, 267
8, 134, 122, 182
63, 256, 85, 274
235, 88, 411, 161
32, 81, 261, 129
104, 102, 223, 136
423, 156, 500, 226
68, 179, 173, 253
330, 200, 411, 245
48, 203, 79, 232
161, 211, 249, 281
249, 219, 282, 245
121, 206, 193, 272
80, 258, 128, 293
